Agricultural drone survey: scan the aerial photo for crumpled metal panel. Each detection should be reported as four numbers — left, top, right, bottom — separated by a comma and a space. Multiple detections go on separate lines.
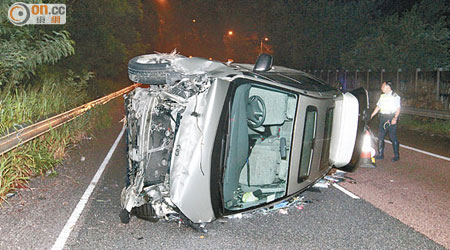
122, 54, 234, 223
169, 89, 213, 222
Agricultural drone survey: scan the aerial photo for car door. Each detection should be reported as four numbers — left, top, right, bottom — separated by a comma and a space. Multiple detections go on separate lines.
286, 95, 334, 196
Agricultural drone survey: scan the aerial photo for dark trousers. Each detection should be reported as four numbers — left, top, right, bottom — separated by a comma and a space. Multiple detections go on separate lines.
377, 114, 400, 158
378, 114, 398, 144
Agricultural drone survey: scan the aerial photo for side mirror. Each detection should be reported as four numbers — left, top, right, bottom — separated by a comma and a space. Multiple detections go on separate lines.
253, 54, 273, 72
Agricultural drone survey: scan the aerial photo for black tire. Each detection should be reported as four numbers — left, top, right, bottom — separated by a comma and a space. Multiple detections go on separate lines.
128, 56, 171, 85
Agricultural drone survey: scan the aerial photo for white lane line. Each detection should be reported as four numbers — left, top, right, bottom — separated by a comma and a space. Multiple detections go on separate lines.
51, 125, 125, 250
332, 183, 360, 199
384, 140, 450, 162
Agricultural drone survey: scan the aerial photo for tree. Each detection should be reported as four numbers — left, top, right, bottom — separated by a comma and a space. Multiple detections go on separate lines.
0, 0, 74, 87
65, 0, 149, 78
342, 0, 450, 71
261, 0, 378, 69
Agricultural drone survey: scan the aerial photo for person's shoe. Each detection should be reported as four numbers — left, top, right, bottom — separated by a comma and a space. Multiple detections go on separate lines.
375, 155, 384, 160
375, 140, 385, 160
392, 141, 400, 162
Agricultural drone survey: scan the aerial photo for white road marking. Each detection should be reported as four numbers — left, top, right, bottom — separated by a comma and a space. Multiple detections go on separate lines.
384, 140, 450, 162
51, 125, 125, 250
332, 183, 360, 199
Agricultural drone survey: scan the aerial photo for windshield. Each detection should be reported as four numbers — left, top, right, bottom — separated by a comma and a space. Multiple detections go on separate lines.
222, 80, 297, 211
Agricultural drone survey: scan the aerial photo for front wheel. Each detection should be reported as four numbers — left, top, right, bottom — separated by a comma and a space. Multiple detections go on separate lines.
128, 55, 179, 85
132, 203, 159, 222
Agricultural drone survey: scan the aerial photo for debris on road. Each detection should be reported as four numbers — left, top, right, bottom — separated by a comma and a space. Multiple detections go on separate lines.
296, 205, 304, 210
273, 201, 289, 209
324, 175, 342, 183
313, 179, 330, 188
278, 208, 288, 215
226, 213, 243, 219
225, 194, 309, 221
315, 169, 358, 189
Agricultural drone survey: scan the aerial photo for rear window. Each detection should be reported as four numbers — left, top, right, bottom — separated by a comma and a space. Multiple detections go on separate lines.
320, 108, 334, 171
298, 106, 317, 182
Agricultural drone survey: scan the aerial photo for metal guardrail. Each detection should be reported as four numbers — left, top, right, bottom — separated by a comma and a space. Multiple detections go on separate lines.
1, 83, 446, 156
0, 83, 142, 156
402, 107, 450, 120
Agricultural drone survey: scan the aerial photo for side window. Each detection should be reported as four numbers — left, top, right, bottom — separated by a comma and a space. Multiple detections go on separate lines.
223, 82, 297, 211
298, 106, 317, 182
320, 108, 334, 171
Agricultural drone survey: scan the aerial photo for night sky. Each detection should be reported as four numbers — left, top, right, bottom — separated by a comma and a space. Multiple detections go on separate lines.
143, 0, 448, 70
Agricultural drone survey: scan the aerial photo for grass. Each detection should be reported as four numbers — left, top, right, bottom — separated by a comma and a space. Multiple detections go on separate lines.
0, 72, 90, 135
0, 72, 112, 202
399, 114, 450, 137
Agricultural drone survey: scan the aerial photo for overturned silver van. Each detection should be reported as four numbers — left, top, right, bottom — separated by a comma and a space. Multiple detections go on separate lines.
119, 53, 368, 228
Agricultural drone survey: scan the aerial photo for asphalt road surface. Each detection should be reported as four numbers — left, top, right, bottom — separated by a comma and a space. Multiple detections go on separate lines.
0, 98, 448, 250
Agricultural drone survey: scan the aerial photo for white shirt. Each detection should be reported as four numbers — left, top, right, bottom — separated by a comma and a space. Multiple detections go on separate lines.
376, 91, 401, 114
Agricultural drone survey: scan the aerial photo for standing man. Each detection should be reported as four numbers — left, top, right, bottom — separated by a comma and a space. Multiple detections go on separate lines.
370, 81, 401, 162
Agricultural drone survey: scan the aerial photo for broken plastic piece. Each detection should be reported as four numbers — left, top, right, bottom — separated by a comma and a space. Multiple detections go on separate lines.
226, 213, 243, 219
313, 179, 329, 188
324, 175, 342, 183
278, 208, 288, 215
273, 201, 289, 209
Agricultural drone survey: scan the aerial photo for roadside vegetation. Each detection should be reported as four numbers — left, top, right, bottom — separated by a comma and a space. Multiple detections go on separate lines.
0, 89, 103, 201
399, 115, 450, 137
0, 70, 110, 201
0, 0, 146, 201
